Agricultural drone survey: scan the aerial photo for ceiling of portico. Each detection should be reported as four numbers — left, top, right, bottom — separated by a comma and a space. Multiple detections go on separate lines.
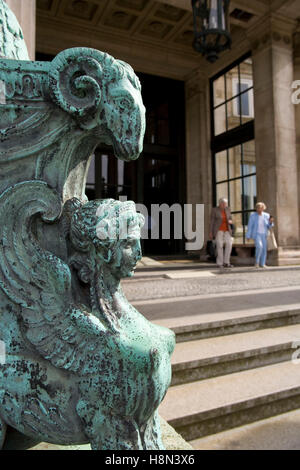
36, 0, 300, 80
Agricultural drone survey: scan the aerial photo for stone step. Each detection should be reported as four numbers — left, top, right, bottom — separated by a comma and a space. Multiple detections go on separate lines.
164, 305, 300, 343
160, 361, 300, 442
171, 324, 300, 385
278, 246, 300, 253
134, 287, 300, 342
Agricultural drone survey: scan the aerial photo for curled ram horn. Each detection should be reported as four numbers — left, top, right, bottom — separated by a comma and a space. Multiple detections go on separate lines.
49, 47, 104, 128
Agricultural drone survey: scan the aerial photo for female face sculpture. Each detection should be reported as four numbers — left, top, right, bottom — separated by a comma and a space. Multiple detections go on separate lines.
70, 198, 144, 281
108, 215, 143, 279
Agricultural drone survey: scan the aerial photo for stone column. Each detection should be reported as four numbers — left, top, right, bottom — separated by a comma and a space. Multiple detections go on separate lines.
294, 21, 300, 242
185, 71, 212, 254
248, 15, 300, 264
6, 0, 36, 60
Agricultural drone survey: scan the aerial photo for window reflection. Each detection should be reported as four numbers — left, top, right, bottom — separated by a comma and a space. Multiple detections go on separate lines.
216, 182, 228, 203
229, 179, 242, 212
228, 145, 242, 180
213, 57, 254, 135
214, 140, 257, 243
215, 150, 227, 182
243, 175, 257, 211
214, 104, 227, 135
213, 75, 225, 107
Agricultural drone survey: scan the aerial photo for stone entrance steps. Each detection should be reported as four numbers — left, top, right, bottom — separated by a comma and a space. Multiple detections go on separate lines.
160, 361, 300, 442
158, 304, 300, 443
171, 306, 300, 343
171, 323, 300, 386
271, 247, 300, 266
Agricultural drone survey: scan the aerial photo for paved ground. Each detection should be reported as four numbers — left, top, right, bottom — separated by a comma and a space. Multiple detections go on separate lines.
191, 409, 300, 450
122, 265, 300, 302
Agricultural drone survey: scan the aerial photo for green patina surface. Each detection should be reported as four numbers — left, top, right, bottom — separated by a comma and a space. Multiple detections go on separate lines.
0, 1, 175, 450
0, 0, 29, 60
2, 418, 194, 451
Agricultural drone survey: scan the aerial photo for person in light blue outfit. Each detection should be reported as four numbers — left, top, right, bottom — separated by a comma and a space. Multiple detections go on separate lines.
246, 202, 274, 268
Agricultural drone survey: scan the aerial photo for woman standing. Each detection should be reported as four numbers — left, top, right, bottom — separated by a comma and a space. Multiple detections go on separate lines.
246, 202, 274, 268
209, 198, 233, 268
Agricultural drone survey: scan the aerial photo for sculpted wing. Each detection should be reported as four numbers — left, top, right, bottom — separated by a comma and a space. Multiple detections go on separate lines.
0, 0, 29, 60
0, 181, 107, 374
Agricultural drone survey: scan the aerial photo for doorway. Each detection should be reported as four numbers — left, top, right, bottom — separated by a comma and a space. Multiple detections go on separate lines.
85, 73, 187, 256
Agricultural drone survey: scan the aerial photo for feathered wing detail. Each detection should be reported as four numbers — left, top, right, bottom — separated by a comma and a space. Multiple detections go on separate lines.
0, 181, 64, 309
0, 0, 29, 60
0, 181, 107, 374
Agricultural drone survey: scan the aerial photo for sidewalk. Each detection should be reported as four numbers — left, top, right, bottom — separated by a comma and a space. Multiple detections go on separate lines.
123, 263, 300, 304
129, 285, 300, 329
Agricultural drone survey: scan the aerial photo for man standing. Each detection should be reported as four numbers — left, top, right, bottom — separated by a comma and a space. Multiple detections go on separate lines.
209, 198, 233, 268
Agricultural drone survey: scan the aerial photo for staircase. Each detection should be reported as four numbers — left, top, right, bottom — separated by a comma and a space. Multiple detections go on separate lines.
157, 300, 300, 446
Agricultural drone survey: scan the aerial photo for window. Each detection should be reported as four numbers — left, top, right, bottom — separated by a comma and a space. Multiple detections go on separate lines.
214, 141, 256, 244
232, 79, 254, 118
211, 54, 256, 244
212, 56, 254, 136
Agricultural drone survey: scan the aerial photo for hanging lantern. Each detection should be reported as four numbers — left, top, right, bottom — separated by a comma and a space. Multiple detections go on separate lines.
191, 0, 231, 63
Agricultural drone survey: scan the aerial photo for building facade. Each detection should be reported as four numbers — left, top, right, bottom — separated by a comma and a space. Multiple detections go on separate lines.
7, 0, 300, 263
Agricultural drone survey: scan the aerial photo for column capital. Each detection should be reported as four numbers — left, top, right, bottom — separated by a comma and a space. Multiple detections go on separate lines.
247, 13, 297, 54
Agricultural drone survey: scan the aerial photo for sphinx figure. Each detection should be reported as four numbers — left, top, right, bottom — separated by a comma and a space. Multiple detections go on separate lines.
0, 195, 175, 449
0, 1, 175, 450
